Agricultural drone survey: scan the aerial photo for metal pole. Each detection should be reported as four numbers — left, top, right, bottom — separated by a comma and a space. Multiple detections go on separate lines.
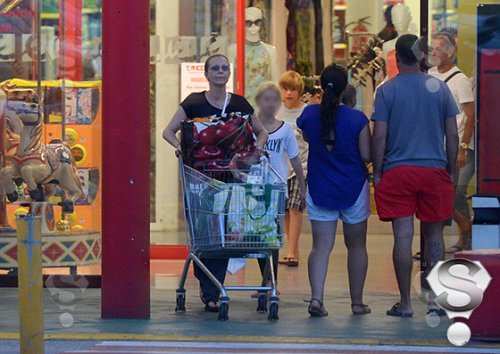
420, 0, 430, 291
16, 214, 44, 354
235, 0, 246, 96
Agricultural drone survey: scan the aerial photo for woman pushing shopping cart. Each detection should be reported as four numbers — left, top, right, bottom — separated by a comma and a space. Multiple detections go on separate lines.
176, 152, 286, 321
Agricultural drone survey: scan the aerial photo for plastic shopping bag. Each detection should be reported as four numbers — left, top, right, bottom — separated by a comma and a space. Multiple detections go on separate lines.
244, 186, 281, 247
227, 258, 247, 275
226, 185, 246, 242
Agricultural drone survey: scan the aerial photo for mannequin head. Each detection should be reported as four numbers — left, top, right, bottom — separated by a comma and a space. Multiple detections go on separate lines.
246, 7, 263, 43
392, 4, 412, 35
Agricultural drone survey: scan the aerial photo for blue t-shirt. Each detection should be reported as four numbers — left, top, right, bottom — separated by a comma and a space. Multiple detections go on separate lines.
371, 72, 459, 172
297, 104, 368, 210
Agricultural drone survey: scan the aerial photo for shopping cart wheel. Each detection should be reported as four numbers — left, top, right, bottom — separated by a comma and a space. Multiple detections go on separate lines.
256, 293, 268, 313
175, 290, 186, 312
218, 301, 229, 321
268, 301, 279, 321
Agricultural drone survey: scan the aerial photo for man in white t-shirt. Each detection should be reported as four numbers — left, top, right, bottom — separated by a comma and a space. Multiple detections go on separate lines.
429, 32, 475, 252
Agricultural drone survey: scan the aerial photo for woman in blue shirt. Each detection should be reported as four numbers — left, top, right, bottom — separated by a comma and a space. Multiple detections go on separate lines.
298, 64, 371, 317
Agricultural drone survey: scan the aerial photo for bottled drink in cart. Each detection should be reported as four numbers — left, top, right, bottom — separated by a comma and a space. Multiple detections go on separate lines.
247, 163, 263, 184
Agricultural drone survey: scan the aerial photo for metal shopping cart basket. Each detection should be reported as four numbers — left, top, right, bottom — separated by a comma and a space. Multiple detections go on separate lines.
175, 157, 286, 321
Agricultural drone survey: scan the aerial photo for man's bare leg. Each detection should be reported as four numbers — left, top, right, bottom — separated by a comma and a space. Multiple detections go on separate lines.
391, 216, 414, 315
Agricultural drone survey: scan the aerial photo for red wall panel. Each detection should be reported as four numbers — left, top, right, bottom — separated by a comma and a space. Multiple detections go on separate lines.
101, 0, 150, 318
477, 50, 500, 196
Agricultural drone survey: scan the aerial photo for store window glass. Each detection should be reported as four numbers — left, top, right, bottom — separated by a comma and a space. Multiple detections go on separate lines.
428, 0, 483, 197
428, 0, 500, 239
0, 0, 102, 277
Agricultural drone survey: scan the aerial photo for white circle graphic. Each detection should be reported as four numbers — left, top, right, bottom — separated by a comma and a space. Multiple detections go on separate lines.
425, 312, 441, 328
447, 322, 471, 346
59, 312, 74, 328
426, 77, 441, 93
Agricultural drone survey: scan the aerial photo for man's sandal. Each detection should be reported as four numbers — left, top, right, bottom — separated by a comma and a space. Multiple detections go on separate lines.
351, 303, 371, 315
386, 302, 413, 318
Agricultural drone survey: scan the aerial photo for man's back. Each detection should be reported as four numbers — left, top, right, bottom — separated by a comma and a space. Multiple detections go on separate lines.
372, 72, 459, 171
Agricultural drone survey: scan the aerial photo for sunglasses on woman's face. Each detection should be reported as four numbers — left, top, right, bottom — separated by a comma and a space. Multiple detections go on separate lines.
246, 19, 262, 27
209, 65, 230, 72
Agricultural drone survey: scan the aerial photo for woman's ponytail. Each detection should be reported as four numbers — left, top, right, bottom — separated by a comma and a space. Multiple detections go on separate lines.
319, 64, 348, 150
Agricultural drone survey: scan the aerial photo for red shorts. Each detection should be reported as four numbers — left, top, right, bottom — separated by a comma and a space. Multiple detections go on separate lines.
375, 166, 454, 223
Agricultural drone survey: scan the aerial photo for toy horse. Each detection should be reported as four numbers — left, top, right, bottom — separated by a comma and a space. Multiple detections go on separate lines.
0, 83, 84, 213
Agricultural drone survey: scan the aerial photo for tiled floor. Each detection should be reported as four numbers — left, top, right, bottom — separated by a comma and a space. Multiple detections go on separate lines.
2, 232, 490, 348
3, 226, 497, 354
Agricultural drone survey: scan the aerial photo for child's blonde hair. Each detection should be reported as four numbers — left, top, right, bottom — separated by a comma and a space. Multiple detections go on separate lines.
278, 70, 304, 94
255, 81, 281, 102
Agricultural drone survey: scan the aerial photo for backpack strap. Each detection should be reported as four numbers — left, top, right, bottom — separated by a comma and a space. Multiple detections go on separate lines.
444, 70, 462, 83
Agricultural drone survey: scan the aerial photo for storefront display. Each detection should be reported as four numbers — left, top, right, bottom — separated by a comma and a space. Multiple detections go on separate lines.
0, 1, 102, 275
0, 78, 102, 271
431, 0, 459, 34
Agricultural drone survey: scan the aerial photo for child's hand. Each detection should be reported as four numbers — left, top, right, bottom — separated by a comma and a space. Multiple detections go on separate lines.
299, 185, 307, 204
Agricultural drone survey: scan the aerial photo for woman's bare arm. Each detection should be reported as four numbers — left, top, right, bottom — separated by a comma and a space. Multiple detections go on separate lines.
162, 107, 187, 150
290, 156, 306, 200
250, 114, 269, 150
358, 124, 371, 163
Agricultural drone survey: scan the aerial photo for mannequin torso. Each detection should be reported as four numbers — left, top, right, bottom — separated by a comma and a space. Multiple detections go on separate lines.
227, 7, 278, 106
382, 4, 413, 80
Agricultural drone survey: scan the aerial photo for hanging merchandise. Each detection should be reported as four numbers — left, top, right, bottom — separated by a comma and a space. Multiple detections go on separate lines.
347, 36, 385, 87
294, 0, 313, 76
347, 17, 372, 57
312, 0, 324, 72
285, 0, 298, 70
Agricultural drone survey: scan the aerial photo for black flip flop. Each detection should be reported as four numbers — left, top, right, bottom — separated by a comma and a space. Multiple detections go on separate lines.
204, 301, 219, 313
386, 302, 413, 318
278, 257, 290, 265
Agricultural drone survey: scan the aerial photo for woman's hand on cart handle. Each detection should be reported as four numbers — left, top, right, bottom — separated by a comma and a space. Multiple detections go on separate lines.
174, 144, 182, 158
256, 146, 269, 158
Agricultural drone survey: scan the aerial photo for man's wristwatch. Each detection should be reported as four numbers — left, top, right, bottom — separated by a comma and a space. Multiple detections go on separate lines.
460, 142, 470, 150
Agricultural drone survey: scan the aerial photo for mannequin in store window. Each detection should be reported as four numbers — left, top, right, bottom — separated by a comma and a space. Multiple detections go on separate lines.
382, 4, 413, 80
228, 7, 279, 107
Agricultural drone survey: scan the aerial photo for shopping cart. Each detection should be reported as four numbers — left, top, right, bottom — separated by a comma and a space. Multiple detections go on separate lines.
175, 157, 286, 321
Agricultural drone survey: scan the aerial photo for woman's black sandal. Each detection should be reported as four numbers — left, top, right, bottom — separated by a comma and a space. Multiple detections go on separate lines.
305, 299, 328, 317
351, 303, 371, 315
204, 301, 219, 313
